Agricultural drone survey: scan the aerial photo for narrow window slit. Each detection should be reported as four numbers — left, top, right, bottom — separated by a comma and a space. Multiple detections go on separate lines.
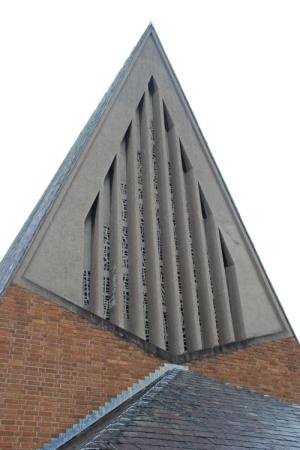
103, 224, 111, 319
121, 135, 129, 321
220, 232, 234, 268
82, 195, 98, 306
179, 141, 192, 173
148, 76, 157, 95
199, 185, 211, 220
162, 102, 173, 132
219, 230, 245, 340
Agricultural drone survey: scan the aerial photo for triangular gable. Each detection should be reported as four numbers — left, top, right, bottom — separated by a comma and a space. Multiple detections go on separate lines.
1, 25, 292, 355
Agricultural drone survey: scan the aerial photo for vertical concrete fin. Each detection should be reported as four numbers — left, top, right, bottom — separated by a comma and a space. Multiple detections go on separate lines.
90, 194, 103, 317
126, 117, 145, 339
140, 89, 165, 349
152, 85, 184, 354
82, 197, 96, 308
185, 169, 219, 348
109, 155, 124, 328
119, 134, 130, 329
202, 188, 235, 344
102, 172, 112, 320
167, 119, 203, 351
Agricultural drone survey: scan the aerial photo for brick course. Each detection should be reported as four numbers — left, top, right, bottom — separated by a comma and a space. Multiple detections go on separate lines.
188, 335, 300, 405
0, 285, 299, 449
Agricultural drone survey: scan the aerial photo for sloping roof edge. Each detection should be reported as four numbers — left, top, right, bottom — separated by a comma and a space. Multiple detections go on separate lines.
37, 363, 187, 450
0, 23, 155, 296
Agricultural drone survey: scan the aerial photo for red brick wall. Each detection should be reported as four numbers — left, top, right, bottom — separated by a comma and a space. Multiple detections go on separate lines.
188, 336, 300, 405
0, 285, 299, 449
0, 285, 162, 449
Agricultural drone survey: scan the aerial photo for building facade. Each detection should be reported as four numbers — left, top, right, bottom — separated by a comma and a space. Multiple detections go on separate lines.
0, 25, 299, 449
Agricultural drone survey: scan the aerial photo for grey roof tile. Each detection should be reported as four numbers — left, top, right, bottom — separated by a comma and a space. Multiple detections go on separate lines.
71, 369, 300, 449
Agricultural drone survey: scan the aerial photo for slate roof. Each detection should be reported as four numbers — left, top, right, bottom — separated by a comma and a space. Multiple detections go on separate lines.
58, 368, 300, 450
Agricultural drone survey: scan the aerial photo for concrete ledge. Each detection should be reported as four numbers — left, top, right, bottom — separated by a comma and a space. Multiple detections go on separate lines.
9, 282, 294, 364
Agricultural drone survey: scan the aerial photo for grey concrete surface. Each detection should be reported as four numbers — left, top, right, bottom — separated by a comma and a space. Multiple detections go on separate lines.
1, 24, 291, 355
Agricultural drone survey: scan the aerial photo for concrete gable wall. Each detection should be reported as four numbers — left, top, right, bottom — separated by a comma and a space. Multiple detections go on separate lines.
14, 33, 290, 353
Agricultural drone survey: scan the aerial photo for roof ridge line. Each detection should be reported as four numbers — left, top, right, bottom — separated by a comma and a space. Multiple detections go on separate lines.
37, 363, 187, 450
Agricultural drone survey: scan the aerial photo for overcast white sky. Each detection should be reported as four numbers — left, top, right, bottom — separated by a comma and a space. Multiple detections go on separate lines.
0, 1, 299, 338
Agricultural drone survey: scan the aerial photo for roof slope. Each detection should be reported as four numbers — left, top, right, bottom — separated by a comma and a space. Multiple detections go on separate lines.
62, 369, 300, 449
